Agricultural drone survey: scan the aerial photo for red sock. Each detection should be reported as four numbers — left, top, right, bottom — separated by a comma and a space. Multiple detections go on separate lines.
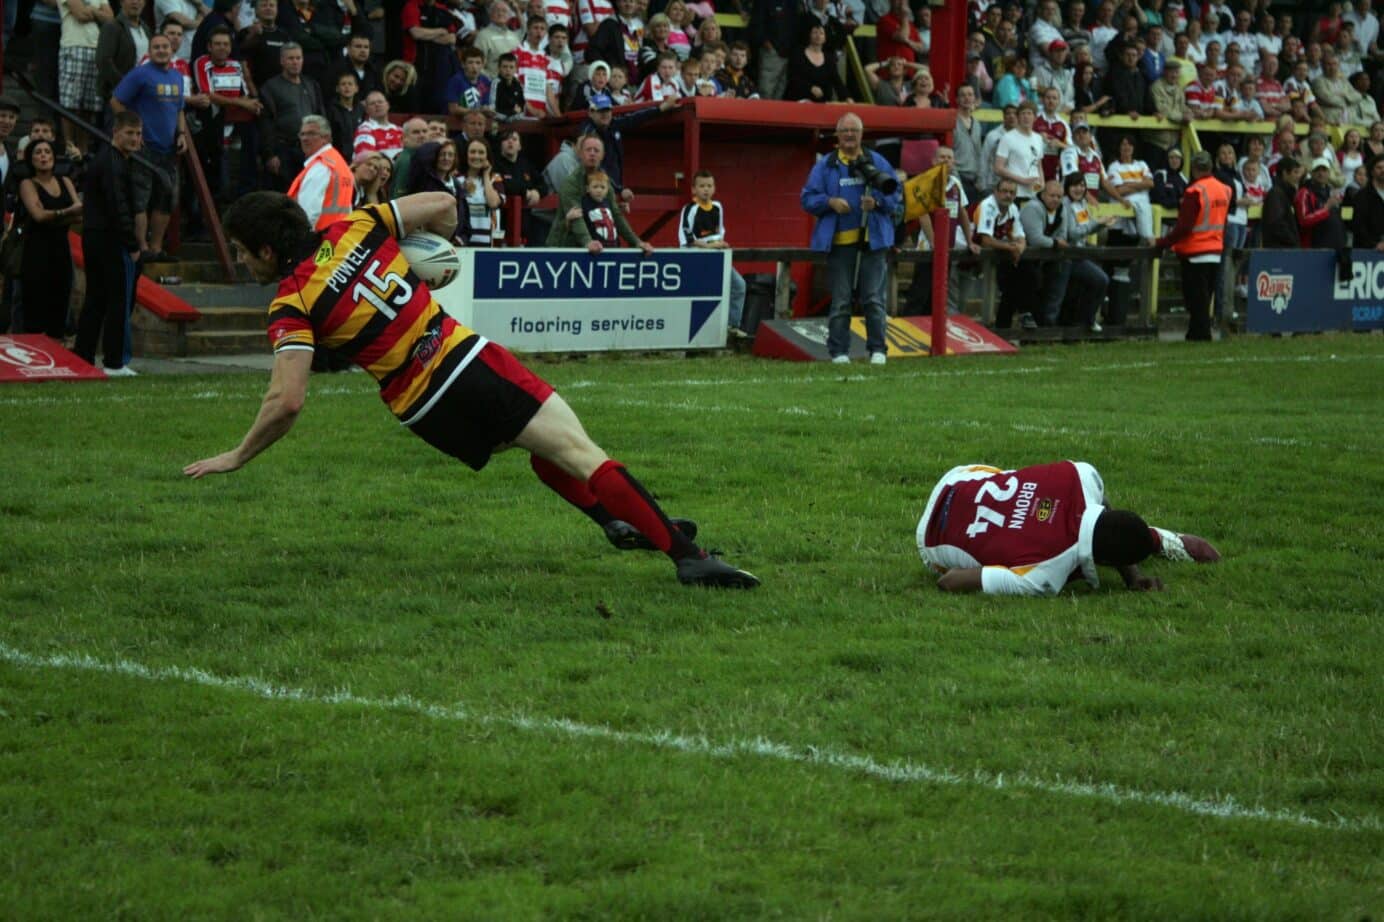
531, 455, 614, 527
587, 460, 701, 560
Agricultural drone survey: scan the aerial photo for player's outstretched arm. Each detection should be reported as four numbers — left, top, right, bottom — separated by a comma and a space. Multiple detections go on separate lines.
183, 350, 313, 479
392, 191, 461, 241
936, 568, 983, 592
1116, 563, 1164, 592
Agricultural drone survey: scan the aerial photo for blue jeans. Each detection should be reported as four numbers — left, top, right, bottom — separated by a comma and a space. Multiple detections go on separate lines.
728, 267, 745, 329
1041, 258, 1109, 325
827, 245, 888, 358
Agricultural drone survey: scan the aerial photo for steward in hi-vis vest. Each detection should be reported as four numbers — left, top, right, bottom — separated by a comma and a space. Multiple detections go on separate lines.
288, 116, 355, 231
1155, 150, 1230, 341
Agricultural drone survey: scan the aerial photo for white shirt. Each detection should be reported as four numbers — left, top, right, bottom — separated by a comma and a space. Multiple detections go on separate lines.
975, 195, 1024, 242
153, 0, 199, 60
1346, 7, 1380, 52
995, 128, 1046, 197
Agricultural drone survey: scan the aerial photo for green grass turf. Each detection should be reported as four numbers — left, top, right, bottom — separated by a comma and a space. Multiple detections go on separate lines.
1, 334, 1381, 919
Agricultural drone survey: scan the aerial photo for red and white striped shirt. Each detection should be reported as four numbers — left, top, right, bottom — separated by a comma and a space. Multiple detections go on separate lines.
634, 72, 680, 102
514, 42, 555, 114
193, 55, 248, 99
353, 119, 404, 159
574, 0, 613, 60
1184, 80, 1220, 116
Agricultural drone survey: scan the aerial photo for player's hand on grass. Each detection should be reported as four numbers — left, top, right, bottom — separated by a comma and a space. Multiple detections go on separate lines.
183, 451, 243, 479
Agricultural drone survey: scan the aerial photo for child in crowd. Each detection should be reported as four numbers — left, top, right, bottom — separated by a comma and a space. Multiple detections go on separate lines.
635, 52, 682, 102
493, 53, 527, 120
675, 56, 700, 97
572, 60, 611, 110
447, 47, 493, 116
678, 168, 745, 334
607, 64, 634, 104
571, 169, 651, 252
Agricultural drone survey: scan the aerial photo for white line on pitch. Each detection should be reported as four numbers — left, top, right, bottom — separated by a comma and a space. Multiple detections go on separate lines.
0, 642, 1376, 834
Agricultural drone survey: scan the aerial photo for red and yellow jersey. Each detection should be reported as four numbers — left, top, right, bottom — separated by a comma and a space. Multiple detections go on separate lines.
266, 202, 486, 425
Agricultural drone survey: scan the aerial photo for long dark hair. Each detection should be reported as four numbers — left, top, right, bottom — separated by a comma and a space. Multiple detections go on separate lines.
223, 191, 315, 271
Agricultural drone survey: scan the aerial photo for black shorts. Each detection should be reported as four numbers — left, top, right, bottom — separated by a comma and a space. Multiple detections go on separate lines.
131, 149, 179, 214
408, 342, 554, 471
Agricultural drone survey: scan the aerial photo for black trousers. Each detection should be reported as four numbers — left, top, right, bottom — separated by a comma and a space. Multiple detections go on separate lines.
1180, 258, 1217, 341
74, 231, 135, 368
995, 259, 1040, 328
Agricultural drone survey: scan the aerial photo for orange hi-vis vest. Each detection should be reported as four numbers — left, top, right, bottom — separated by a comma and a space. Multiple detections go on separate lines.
1172, 175, 1231, 258
288, 145, 355, 230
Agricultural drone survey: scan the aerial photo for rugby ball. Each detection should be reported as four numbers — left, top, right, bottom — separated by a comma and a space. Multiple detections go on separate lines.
399, 231, 461, 290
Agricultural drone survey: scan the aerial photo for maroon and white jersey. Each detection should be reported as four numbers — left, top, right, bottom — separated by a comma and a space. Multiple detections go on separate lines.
1256, 76, 1286, 112
1032, 109, 1070, 181
974, 195, 1024, 242
1060, 145, 1105, 192
916, 461, 1107, 596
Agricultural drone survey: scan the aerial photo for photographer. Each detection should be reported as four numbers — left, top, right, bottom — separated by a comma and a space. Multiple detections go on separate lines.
800, 112, 901, 365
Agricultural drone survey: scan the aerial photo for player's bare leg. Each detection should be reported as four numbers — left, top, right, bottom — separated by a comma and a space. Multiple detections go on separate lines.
510, 395, 759, 588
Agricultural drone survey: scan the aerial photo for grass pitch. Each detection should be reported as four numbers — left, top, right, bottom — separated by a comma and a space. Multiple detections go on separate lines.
2, 334, 1382, 919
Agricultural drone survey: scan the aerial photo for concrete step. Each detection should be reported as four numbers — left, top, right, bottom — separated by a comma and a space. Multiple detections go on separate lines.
175, 283, 278, 309
189, 305, 270, 332
184, 329, 274, 355
143, 259, 250, 283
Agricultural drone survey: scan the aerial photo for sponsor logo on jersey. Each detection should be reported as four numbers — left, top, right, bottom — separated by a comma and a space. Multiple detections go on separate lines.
315, 241, 335, 265
1256, 271, 1292, 314
1036, 497, 1056, 523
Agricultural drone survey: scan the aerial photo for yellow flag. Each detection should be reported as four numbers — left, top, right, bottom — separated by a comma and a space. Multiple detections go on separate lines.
903, 161, 949, 223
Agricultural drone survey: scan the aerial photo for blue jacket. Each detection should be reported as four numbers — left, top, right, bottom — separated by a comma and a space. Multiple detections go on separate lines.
801, 148, 900, 252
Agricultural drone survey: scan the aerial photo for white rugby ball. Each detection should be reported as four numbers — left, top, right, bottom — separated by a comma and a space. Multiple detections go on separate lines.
399, 231, 461, 290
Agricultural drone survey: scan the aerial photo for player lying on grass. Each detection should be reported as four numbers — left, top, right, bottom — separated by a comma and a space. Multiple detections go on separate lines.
183, 191, 759, 589
916, 460, 1218, 596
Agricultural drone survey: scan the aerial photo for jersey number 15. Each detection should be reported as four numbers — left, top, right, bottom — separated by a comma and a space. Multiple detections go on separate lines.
352, 259, 413, 319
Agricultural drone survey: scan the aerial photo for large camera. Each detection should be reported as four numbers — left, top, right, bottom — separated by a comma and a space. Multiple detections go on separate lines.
851, 157, 898, 196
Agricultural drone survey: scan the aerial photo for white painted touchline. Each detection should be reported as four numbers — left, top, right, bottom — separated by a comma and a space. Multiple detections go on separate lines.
0, 643, 1376, 834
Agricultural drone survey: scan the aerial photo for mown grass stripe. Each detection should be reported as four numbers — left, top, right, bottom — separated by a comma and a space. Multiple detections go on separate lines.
2, 642, 1376, 834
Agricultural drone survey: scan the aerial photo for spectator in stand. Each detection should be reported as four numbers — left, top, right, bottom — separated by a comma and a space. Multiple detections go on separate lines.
1339, 128, 1367, 176
693, 17, 723, 55
97, 0, 154, 103
447, 47, 494, 115
580, 91, 676, 203
876, 0, 923, 64
1184, 62, 1228, 120
492, 52, 528, 119
1106, 135, 1156, 246
1104, 43, 1153, 121
975, 176, 1037, 331
635, 51, 682, 102
288, 113, 354, 230
75, 112, 143, 376
1088, 2, 1120, 72
353, 90, 404, 159
475, 0, 523, 77
404, 141, 462, 228
587, 0, 642, 77
865, 57, 915, 106
951, 85, 983, 201
379, 59, 421, 112
425, 118, 447, 141
1165, 32, 1196, 84
1349, 154, 1384, 248
1223, 9, 1259, 75
1154, 150, 1226, 341
1033, 86, 1071, 182
908, 145, 978, 317
1151, 144, 1187, 209
188, 0, 240, 64
904, 67, 945, 109
350, 151, 390, 205
664, 0, 694, 57
1150, 61, 1188, 155
638, 13, 674, 80
717, 41, 758, 99
61, 0, 115, 151
17, 139, 82, 340
193, 25, 262, 201
1366, 121, 1384, 160
1349, 71, 1382, 123
327, 33, 381, 103
994, 100, 1045, 205
494, 126, 548, 244
784, 23, 849, 103
1018, 179, 1079, 328
566, 167, 648, 252
1028, 0, 1063, 66
515, 15, 562, 116
749, 0, 798, 100
1226, 74, 1265, 122
412, 0, 475, 114
985, 21, 1020, 81
977, 104, 1018, 196
326, 70, 365, 156
570, 60, 611, 110
1060, 121, 1124, 202
993, 54, 1035, 108
1062, 0, 1092, 54
1336, 21, 1365, 75
238, 0, 291, 90
389, 116, 429, 196
1284, 60, 1324, 122
606, 64, 634, 105
1256, 54, 1288, 118
1072, 61, 1110, 115
1313, 52, 1369, 123
963, 32, 994, 103
1303, 41, 1326, 80
110, 32, 189, 261
1315, 3, 1347, 47
279, 0, 346, 81
1296, 157, 1348, 252
1345, 162, 1371, 204
153, 0, 201, 62
1260, 155, 1302, 247
260, 43, 325, 190
1240, 157, 1267, 241
549, 132, 602, 241
574, 0, 612, 66
1303, 132, 1344, 188
1212, 141, 1247, 313
1032, 39, 1074, 110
